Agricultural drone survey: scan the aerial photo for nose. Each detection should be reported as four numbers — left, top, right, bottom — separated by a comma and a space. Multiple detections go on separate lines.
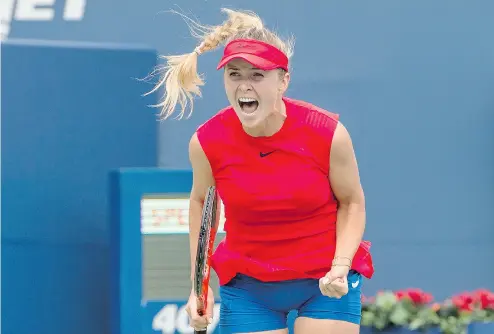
237, 82, 253, 92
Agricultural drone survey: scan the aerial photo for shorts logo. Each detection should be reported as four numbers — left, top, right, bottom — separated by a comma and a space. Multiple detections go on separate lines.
351, 279, 360, 289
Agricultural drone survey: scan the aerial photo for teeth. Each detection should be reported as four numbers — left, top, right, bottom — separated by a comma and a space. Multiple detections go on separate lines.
238, 97, 257, 103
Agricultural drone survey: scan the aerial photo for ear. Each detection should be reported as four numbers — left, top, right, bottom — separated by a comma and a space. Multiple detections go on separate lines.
279, 71, 290, 94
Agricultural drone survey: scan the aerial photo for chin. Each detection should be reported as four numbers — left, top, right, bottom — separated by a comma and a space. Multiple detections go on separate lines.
235, 109, 263, 129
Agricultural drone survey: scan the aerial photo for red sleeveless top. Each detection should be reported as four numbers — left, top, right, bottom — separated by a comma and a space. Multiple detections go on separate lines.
196, 97, 374, 285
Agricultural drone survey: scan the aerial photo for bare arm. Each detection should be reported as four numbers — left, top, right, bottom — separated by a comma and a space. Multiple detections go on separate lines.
329, 122, 366, 264
188, 132, 215, 282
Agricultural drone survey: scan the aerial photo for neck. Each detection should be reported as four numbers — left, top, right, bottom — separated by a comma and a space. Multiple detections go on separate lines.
243, 100, 287, 137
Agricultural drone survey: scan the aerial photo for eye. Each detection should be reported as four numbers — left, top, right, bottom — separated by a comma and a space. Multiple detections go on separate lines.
251, 72, 264, 81
229, 71, 240, 77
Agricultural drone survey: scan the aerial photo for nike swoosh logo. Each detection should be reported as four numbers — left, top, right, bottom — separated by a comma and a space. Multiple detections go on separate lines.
259, 150, 276, 158
352, 280, 359, 288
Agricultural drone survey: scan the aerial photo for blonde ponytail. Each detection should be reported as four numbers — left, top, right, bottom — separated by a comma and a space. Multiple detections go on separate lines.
146, 8, 265, 120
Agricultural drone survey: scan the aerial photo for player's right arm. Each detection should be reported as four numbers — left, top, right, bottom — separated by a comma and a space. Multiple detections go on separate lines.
186, 132, 216, 330
188, 132, 215, 282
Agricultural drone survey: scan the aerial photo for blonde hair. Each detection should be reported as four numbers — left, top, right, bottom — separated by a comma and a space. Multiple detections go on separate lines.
146, 8, 295, 120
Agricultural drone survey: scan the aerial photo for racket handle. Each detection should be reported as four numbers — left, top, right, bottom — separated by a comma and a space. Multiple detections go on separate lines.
195, 304, 208, 333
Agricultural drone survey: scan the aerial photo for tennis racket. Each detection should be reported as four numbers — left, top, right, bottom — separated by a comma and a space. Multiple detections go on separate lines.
193, 186, 220, 334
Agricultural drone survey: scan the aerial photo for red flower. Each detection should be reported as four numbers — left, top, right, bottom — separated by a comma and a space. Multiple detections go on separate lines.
361, 294, 375, 304
452, 292, 475, 312
473, 289, 494, 310
395, 288, 433, 305
431, 303, 441, 312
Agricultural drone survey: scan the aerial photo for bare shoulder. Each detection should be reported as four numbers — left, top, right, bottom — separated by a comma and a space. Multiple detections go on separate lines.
329, 122, 363, 201
188, 132, 210, 169
331, 122, 356, 159
188, 132, 215, 200
188, 132, 203, 157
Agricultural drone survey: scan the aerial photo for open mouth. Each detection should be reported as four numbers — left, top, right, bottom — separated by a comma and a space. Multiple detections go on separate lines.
238, 97, 259, 114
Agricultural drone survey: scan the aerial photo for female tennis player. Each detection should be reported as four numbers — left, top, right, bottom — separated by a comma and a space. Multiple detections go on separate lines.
151, 8, 374, 334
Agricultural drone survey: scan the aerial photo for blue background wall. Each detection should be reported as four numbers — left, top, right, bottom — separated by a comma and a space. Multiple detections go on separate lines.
2, 1, 494, 334
1, 40, 158, 334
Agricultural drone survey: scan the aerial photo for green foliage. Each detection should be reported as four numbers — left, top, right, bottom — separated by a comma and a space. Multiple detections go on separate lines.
361, 288, 494, 334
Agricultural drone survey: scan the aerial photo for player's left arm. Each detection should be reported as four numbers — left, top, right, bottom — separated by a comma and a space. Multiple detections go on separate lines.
329, 122, 366, 264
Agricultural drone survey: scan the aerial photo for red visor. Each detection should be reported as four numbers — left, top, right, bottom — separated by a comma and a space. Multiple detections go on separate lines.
217, 39, 289, 71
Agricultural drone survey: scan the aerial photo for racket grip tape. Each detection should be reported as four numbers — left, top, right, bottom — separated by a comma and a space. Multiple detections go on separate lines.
194, 307, 208, 333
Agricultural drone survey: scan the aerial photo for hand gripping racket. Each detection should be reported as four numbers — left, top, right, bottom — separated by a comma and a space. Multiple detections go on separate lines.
193, 186, 220, 334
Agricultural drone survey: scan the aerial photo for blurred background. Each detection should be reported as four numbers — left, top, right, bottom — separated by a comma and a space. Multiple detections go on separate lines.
1, 1, 493, 334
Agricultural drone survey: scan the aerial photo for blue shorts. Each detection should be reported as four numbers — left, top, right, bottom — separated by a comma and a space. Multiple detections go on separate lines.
219, 270, 362, 333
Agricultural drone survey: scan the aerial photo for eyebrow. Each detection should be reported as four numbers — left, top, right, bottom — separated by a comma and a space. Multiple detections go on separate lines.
226, 65, 260, 71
